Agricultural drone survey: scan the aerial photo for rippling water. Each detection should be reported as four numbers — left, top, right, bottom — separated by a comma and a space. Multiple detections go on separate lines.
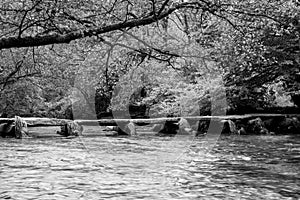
0, 132, 299, 200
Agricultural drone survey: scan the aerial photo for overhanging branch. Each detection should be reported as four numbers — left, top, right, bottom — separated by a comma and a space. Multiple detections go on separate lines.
0, 3, 191, 50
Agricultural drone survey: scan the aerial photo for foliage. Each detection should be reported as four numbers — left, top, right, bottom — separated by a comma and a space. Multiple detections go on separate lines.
0, 0, 299, 118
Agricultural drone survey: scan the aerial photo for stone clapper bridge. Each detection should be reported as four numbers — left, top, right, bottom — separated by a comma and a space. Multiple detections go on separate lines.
1, 114, 300, 138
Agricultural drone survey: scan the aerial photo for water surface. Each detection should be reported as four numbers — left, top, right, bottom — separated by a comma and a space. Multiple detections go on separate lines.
0, 133, 299, 199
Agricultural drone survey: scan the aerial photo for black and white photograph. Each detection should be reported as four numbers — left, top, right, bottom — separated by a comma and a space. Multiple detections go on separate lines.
0, 0, 299, 199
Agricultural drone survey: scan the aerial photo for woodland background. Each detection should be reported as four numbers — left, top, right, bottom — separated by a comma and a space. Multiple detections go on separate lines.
0, 0, 299, 119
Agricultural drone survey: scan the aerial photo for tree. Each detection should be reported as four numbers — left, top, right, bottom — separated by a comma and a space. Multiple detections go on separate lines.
1, 0, 299, 117
0, 0, 208, 49
221, 1, 300, 112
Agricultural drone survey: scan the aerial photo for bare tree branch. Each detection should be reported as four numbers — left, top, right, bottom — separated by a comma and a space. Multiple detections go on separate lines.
158, 0, 170, 15
0, 2, 197, 50
122, 30, 180, 58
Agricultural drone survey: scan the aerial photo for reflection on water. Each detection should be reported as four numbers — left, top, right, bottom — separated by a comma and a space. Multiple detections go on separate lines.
0, 134, 299, 199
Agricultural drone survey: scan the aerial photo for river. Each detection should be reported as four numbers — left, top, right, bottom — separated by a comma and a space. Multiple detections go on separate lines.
0, 133, 299, 199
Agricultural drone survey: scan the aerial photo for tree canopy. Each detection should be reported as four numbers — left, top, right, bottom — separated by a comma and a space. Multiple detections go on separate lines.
0, 0, 299, 117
